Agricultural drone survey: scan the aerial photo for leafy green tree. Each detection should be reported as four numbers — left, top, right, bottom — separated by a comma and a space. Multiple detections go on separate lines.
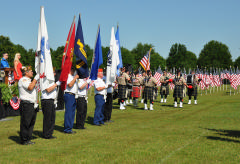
197, 40, 233, 69
166, 43, 188, 70
234, 56, 240, 68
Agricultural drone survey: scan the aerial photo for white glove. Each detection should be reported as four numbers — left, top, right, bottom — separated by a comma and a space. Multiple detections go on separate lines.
87, 79, 91, 84
34, 74, 39, 81
56, 81, 61, 86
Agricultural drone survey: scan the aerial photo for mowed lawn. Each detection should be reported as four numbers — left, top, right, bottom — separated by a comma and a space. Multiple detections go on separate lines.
1, 87, 240, 164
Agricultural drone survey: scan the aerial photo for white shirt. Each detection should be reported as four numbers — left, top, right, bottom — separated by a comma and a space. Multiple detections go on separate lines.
77, 79, 87, 97
41, 82, 57, 99
18, 76, 37, 103
65, 74, 78, 94
94, 78, 106, 95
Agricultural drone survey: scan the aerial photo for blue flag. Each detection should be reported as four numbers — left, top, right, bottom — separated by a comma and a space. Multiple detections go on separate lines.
74, 15, 89, 78
115, 26, 123, 76
90, 27, 103, 80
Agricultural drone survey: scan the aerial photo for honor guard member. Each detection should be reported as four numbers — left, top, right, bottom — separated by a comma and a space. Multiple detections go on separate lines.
143, 70, 157, 110
140, 72, 146, 103
63, 67, 79, 134
93, 69, 109, 126
18, 66, 39, 145
173, 69, 187, 108
160, 70, 170, 103
75, 78, 91, 129
41, 69, 61, 139
117, 67, 130, 110
103, 83, 114, 123
187, 70, 199, 105
131, 71, 142, 107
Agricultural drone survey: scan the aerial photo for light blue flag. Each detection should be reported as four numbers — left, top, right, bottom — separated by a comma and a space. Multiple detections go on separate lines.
115, 26, 123, 76
90, 26, 103, 80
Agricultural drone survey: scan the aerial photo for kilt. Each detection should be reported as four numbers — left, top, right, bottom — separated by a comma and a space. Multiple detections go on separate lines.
143, 87, 153, 100
187, 86, 198, 97
173, 85, 184, 98
160, 85, 169, 95
118, 85, 127, 99
131, 86, 141, 98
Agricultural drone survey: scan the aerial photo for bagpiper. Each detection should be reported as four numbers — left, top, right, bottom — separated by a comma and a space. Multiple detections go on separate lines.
117, 67, 130, 110
186, 70, 200, 105
173, 69, 187, 108
131, 71, 143, 107
159, 70, 170, 103
143, 70, 157, 110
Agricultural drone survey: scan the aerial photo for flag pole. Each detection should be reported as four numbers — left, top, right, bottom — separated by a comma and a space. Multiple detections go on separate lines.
90, 24, 100, 78
63, 16, 76, 65
146, 48, 152, 73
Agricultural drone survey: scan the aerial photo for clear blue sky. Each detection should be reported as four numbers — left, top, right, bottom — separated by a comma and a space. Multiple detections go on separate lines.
1, 0, 240, 60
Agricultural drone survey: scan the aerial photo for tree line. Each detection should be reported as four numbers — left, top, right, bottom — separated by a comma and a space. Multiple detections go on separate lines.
0, 35, 239, 73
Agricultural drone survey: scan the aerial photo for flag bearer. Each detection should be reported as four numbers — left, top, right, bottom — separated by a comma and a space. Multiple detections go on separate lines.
93, 69, 109, 126
117, 67, 130, 110
75, 77, 91, 129
160, 70, 170, 103
18, 66, 39, 145
41, 69, 61, 139
63, 67, 79, 134
187, 70, 199, 105
173, 69, 187, 108
143, 70, 157, 110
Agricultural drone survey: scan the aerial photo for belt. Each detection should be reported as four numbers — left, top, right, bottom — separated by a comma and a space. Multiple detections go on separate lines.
95, 94, 104, 96
21, 100, 34, 104
78, 95, 86, 98
133, 85, 140, 87
65, 92, 75, 95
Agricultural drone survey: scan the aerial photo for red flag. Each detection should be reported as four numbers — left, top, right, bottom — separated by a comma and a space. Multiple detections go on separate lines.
59, 18, 76, 90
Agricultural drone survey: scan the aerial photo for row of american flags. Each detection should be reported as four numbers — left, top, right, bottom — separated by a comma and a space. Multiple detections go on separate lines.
152, 67, 240, 90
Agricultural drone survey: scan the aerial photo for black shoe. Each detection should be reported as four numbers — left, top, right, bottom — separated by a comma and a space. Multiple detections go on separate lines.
21, 141, 29, 145
64, 131, 76, 134
76, 127, 86, 130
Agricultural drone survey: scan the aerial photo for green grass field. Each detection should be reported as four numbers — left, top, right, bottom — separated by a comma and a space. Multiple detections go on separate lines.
1, 87, 240, 164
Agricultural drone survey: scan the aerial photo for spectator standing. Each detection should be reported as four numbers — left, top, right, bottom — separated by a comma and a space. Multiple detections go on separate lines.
13, 53, 23, 82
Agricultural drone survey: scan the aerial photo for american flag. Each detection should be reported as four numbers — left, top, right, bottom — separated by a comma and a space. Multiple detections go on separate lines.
10, 96, 20, 110
230, 68, 238, 90
139, 49, 151, 71
153, 67, 163, 86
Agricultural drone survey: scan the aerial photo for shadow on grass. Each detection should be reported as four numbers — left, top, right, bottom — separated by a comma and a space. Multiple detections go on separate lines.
206, 128, 240, 138
204, 128, 240, 143
206, 136, 240, 143
85, 116, 94, 125
9, 132, 38, 144
54, 125, 65, 133
32, 130, 43, 138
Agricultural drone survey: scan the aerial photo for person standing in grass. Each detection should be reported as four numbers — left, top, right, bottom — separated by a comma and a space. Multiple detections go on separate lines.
75, 77, 91, 129
131, 71, 142, 107
140, 72, 146, 103
173, 69, 187, 108
41, 69, 61, 139
18, 66, 39, 145
143, 70, 157, 110
117, 67, 130, 110
160, 70, 170, 103
187, 70, 199, 105
93, 69, 110, 126
63, 67, 79, 134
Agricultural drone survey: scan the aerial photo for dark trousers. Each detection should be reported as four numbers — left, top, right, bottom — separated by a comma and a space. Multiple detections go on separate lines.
20, 101, 37, 142
76, 97, 87, 128
104, 93, 113, 121
64, 93, 76, 133
94, 94, 105, 125
41, 99, 56, 138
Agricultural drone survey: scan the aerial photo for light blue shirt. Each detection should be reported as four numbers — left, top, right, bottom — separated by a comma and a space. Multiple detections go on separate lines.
1, 58, 9, 68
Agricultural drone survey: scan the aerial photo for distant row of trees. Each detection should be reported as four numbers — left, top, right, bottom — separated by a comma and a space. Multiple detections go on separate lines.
0, 35, 239, 72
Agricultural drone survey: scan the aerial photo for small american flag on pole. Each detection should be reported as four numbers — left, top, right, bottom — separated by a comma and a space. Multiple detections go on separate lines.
139, 48, 152, 71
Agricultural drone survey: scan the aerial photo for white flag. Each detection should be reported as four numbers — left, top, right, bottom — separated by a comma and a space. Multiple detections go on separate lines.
106, 27, 120, 85
35, 6, 54, 91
